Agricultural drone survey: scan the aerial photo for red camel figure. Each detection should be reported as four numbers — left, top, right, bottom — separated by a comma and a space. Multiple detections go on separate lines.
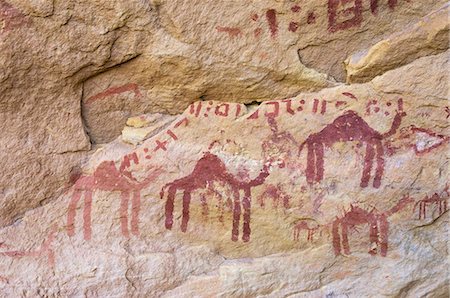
161, 151, 270, 242
67, 161, 161, 240
299, 99, 405, 188
332, 195, 413, 257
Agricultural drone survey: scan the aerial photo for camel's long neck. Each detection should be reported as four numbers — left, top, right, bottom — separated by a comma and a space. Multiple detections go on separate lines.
386, 198, 411, 216
246, 165, 269, 187
382, 113, 403, 139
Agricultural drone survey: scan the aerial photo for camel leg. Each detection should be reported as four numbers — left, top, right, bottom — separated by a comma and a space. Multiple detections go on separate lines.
293, 227, 298, 241
231, 189, 241, 242
181, 191, 191, 232
67, 190, 82, 237
342, 224, 350, 255
131, 191, 141, 236
379, 215, 389, 257
165, 186, 176, 230
373, 142, 385, 188
306, 143, 316, 185
120, 191, 130, 238
332, 220, 341, 256
242, 188, 252, 242
83, 190, 93, 240
314, 143, 324, 183
360, 143, 375, 188
200, 194, 208, 218
369, 220, 379, 255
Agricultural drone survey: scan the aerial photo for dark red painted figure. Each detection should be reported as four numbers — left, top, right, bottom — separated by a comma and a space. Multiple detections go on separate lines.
293, 220, 318, 242
67, 160, 161, 240
299, 99, 405, 188
161, 151, 270, 242
332, 195, 412, 257
414, 187, 448, 220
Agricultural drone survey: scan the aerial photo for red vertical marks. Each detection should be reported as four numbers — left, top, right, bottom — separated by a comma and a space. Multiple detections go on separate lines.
235, 104, 242, 117
166, 130, 178, 140
312, 99, 319, 113
85, 83, 142, 104
342, 92, 358, 101
328, 0, 363, 33
189, 102, 203, 117
266, 9, 278, 38
67, 161, 162, 239
320, 100, 327, 115
0, 1, 30, 33
282, 100, 295, 115
414, 191, 448, 220
293, 221, 318, 242
297, 99, 305, 111
215, 103, 230, 117
265, 102, 280, 117
120, 153, 139, 172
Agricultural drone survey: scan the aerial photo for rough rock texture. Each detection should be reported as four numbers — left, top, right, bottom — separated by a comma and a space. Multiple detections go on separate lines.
0, 0, 449, 296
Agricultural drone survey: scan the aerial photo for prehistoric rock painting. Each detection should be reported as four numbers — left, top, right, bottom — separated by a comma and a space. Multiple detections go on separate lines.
161, 144, 271, 242
0, 226, 57, 267
299, 99, 405, 188
216, 0, 409, 39
85, 83, 142, 105
0, 0, 30, 34
293, 220, 319, 242
67, 156, 162, 240
257, 184, 291, 210
332, 195, 413, 256
414, 187, 448, 220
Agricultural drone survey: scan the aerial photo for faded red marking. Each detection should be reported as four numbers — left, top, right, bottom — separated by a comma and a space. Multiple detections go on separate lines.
175, 117, 189, 128
154, 140, 168, 152
414, 187, 448, 220
85, 83, 142, 104
291, 5, 301, 13
445, 107, 450, 119
254, 27, 263, 37
307, 11, 317, 24
342, 92, 358, 101
335, 101, 347, 108
257, 184, 290, 209
0, 1, 30, 33
299, 99, 405, 188
251, 13, 259, 21
195, 102, 202, 117
265, 9, 278, 38
167, 130, 178, 140
293, 220, 318, 242
215, 103, 230, 117
0, 226, 57, 267
328, 0, 363, 33
67, 161, 162, 239
119, 153, 139, 173
288, 21, 299, 32
333, 196, 412, 257
388, 0, 398, 9
216, 26, 242, 37
161, 146, 271, 242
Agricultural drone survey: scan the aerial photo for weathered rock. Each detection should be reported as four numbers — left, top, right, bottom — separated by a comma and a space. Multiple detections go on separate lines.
345, 3, 450, 83
0, 49, 448, 296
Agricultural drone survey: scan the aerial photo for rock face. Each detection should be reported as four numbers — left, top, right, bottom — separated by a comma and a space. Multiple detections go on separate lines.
0, 0, 449, 296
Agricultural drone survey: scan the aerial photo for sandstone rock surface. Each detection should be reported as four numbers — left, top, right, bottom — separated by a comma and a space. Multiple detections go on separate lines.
0, 0, 449, 296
